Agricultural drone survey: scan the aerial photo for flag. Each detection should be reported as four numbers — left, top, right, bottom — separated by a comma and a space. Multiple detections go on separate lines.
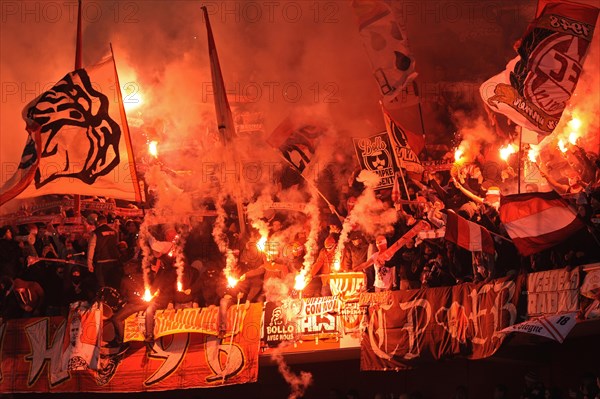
500, 312, 577, 343
499, 191, 584, 256
0, 55, 141, 205
351, 0, 417, 105
267, 116, 326, 179
391, 172, 400, 203
480, 1, 599, 135
382, 104, 424, 175
353, 132, 398, 190
61, 302, 103, 371
202, 6, 236, 144
445, 210, 495, 254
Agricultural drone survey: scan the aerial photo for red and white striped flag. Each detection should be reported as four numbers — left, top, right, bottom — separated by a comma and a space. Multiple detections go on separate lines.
391, 172, 400, 203
499, 191, 584, 256
444, 210, 495, 254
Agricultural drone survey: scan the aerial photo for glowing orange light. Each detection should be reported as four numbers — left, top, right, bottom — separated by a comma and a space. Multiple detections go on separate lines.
143, 288, 157, 302
256, 236, 267, 252
454, 147, 464, 163
227, 275, 239, 288
177, 281, 183, 292
528, 145, 540, 163
568, 132, 579, 146
499, 144, 517, 161
568, 117, 582, 131
148, 141, 158, 158
558, 139, 568, 153
294, 273, 307, 291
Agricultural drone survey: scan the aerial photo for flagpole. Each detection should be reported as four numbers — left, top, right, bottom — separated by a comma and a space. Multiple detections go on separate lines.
201, 6, 247, 237
517, 125, 522, 194
397, 163, 411, 200
74, 0, 83, 216
413, 81, 427, 152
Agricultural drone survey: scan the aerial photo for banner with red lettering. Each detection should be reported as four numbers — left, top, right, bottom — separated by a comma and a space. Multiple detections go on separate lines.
361, 276, 526, 370
0, 303, 261, 393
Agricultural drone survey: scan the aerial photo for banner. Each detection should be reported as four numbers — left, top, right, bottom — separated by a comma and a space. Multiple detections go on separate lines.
262, 297, 340, 346
1, 55, 141, 204
353, 132, 398, 190
480, 1, 599, 135
422, 159, 454, 172
527, 267, 580, 316
329, 272, 366, 302
361, 276, 526, 370
123, 303, 248, 341
500, 312, 577, 343
267, 116, 326, 178
0, 303, 262, 393
351, 0, 417, 105
383, 105, 424, 174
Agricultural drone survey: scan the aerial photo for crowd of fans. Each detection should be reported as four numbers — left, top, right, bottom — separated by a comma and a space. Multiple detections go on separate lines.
0, 147, 599, 343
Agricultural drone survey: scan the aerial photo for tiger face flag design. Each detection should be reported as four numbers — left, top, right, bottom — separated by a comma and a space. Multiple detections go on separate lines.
480, 1, 598, 135
0, 54, 141, 205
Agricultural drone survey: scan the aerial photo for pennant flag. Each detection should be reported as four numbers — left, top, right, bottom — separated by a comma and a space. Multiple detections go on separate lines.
0, 55, 141, 205
480, 1, 599, 135
202, 6, 236, 144
445, 210, 495, 254
382, 105, 423, 174
267, 116, 326, 179
391, 172, 400, 202
499, 191, 584, 256
353, 132, 398, 190
500, 312, 577, 343
351, 0, 417, 105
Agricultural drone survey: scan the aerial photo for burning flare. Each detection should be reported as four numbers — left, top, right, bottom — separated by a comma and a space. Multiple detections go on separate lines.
143, 288, 159, 302
256, 235, 267, 252
568, 132, 580, 146
227, 275, 239, 288
558, 139, 568, 153
148, 140, 158, 158
294, 273, 307, 291
499, 143, 517, 162
454, 147, 465, 163
528, 145, 540, 163
177, 281, 183, 292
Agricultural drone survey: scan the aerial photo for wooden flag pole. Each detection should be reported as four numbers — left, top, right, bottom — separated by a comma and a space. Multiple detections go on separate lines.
73, 0, 83, 216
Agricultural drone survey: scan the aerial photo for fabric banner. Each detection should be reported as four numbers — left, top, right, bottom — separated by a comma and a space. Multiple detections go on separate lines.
527, 267, 580, 316
353, 132, 398, 190
445, 210, 495, 254
361, 275, 526, 370
0, 303, 262, 393
329, 272, 366, 302
351, 0, 417, 105
61, 302, 102, 372
1, 55, 141, 205
123, 303, 248, 341
266, 116, 326, 178
480, 1, 599, 135
422, 159, 454, 172
499, 191, 584, 256
500, 312, 577, 343
262, 297, 340, 347
383, 106, 423, 174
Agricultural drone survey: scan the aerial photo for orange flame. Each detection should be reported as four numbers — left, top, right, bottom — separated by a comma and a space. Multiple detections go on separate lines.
294, 273, 307, 291
143, 288, 159, 302
256, 236, 267, 252
148, 141, 158, 158
227, 275, 239, 288
528, 145, 540, 163
499, 143, 517, 161
454, 147, 464, 163
558, 139, 568, 153
568, 132, 580, 146
177, 281, 183, 292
